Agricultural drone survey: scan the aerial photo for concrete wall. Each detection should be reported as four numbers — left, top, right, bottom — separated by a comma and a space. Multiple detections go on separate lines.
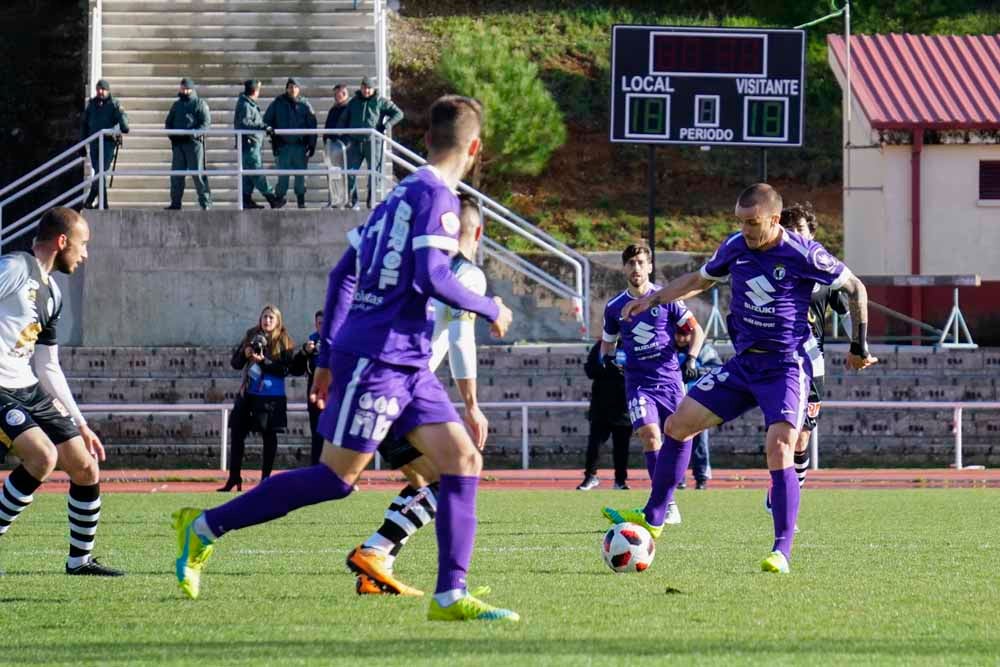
81, 209, 365, 346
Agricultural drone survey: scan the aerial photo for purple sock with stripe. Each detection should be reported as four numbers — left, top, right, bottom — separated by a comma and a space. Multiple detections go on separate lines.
204, 464, 354, 537
644, 450, 658, 480
435, 474, 479, 594
644, 436, 692, 526
769, 467, 800, 560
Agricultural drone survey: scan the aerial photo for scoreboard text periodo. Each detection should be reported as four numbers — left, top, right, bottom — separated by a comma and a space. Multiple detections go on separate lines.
610, 26, 806, 147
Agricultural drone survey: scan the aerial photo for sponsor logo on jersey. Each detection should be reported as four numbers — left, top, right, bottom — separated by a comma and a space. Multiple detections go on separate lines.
632, 321, 656, 345
5, 409, 26, 427
745, 275, 776, 307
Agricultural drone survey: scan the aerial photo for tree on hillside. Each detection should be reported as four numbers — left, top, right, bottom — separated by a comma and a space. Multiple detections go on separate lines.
439, 24, 567, 179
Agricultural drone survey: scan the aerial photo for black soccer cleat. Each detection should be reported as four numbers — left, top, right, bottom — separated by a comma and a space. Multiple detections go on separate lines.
65, 557, 125, 577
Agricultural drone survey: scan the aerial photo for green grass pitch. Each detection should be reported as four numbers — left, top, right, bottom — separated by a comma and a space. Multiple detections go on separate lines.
1, 488, 997, 666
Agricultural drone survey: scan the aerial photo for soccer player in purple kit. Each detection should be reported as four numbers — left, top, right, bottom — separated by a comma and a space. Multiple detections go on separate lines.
172, 95, 521, 622
605, 183, 877, 573
599, 243, 705, 525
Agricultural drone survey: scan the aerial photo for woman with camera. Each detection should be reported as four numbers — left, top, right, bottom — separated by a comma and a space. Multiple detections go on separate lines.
219, 304, 297, 492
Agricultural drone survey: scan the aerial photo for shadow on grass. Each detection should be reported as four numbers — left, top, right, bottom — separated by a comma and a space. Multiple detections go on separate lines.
7, 637, 998, 663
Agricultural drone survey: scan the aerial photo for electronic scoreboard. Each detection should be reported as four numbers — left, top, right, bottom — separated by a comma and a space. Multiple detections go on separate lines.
610, 25, 805, 147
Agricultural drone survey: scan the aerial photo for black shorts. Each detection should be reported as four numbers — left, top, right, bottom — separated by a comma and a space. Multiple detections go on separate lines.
0, 384, 81, 459
802, 375, 825, 432
376, 434, 422, 470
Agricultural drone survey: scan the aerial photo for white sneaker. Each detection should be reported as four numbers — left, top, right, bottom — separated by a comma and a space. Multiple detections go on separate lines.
664, 501, 682, 525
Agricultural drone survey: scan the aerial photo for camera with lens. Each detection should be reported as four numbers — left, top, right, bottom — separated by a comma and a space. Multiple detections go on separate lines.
250, 332, 268, 356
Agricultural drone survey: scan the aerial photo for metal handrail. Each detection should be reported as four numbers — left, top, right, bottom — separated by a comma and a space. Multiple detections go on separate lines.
78, 399, 1000, 472
0, 126, 590, 337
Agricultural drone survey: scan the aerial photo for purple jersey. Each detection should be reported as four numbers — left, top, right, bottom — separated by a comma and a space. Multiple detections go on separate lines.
329, 165, 497, 369
602, 285, 692, 386
700, 229, 850, 354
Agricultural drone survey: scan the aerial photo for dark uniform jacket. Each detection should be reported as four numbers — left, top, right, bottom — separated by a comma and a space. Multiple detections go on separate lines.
81, 95, 129, 141
233, 93, 268, 148
583, 340, 630, 428
338, 90, 404, 136
324, 103, 349, 143
263, 94, 317, 150
165, 93, 211, 143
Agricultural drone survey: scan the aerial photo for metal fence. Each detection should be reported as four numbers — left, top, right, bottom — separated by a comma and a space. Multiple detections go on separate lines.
79, 399, 1000, 472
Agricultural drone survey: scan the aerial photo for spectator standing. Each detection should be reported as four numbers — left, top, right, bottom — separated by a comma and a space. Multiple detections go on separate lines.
233, 79, 279, 209
164, 77, 212, 210
339, 76, 403, 209
219, 305, 297, 492
322, 84, 351, 208
292, 310, 324, 465
81, 79, 129, 209
577, 339, 632, 491
675, 319, 723, 489
264, 77, 317, 209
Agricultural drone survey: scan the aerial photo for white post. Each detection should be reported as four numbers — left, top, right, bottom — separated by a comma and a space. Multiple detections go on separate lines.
954, 406, 963, 470
521, 405, 529, 470
236, 134, 244, 210
98, 135, 105, 209
220, 408, 229, 471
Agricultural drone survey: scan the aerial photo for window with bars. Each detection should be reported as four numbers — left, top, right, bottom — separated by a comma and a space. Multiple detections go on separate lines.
980, 161, 1000, 200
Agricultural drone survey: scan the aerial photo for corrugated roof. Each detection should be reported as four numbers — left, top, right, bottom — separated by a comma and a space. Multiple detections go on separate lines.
828, 34, 1000, 130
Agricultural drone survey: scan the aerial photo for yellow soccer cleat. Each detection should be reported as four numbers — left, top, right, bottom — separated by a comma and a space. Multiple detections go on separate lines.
346, 545, 424, 597
601, 506, 664, 540
356, 574, 386, 595
427, 593, 520, 622
761, 550, 790, 574
172, 507, 215, 599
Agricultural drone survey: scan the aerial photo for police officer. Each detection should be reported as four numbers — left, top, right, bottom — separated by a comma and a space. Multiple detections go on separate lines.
81, 79, 129, 209
164, 77, 212, 210
339, 76, 404, 209
234, 80, 279, 209
263, 77, 317, 209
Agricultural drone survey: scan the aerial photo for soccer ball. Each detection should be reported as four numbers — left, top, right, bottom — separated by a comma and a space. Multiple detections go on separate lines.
602, 522, 655, 573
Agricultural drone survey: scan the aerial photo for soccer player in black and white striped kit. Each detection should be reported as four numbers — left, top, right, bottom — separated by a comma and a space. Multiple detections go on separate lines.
0, 207, 123, 576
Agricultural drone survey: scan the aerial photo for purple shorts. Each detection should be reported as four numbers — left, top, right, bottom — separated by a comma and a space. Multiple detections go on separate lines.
625, 376, 684, 431
686, 342, 815, 429
318, 351, 460, 454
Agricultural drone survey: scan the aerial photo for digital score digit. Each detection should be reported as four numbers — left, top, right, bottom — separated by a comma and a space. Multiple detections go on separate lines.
744, 97, 788, 141
626, 95, 670, 138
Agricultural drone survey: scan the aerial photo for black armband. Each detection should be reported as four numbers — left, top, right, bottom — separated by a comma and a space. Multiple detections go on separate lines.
849, 323, 869, 358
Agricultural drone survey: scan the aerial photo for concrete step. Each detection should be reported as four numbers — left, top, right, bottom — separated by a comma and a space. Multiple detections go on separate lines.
100, 63, 371, 78
102, 11, 373, 28
115, 96, 342, 112
104, 81, 370, 97
102, 50, 375, 66
102, 0, 374, 11
102, 25, 371, 39
103, 38, 374, 52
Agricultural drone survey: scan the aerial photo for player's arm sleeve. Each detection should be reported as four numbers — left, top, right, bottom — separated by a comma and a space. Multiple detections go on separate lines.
698, 237, 735, 283
601, 303, 620, 343
446, 267, 486, 380
802, 241, 853, 289
413, 247, 499, 322
668, 299, 694, 326
33, 345, 86, 427
316, 235, 360, 370
0, 255, 28, 302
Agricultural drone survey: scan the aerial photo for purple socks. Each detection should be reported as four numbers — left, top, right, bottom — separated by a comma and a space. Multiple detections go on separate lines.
769, 467, 800, 560
435, 474, 479, 594
643, 436, 692, 526
204, 464, 354, 537
644, 450, 658, 480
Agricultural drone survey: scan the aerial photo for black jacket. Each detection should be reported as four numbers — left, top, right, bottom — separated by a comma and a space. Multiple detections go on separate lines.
584, 341, 630, 427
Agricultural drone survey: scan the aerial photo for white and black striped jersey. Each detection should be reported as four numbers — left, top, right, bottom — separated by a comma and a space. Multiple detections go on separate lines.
0, 252, 62, 389
429, 255, 486, 379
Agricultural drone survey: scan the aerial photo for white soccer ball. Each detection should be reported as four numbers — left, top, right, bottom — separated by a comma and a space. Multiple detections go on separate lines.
602, 522, 655, 573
